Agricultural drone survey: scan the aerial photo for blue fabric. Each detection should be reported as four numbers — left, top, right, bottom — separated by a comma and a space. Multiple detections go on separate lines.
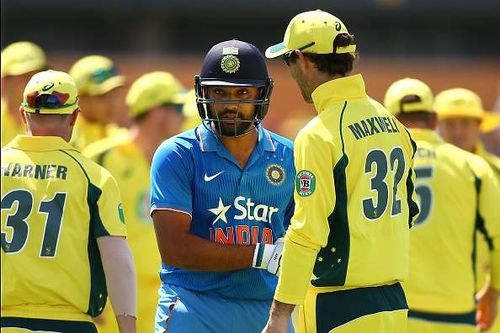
155, 284, 294, 333
150, 125, 295, 300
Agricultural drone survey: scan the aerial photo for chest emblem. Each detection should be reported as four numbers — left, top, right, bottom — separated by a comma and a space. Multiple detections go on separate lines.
266, 164, 286, 186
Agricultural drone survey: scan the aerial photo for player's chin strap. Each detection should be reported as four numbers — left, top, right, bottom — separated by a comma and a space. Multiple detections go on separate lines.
252, 237, 285, 276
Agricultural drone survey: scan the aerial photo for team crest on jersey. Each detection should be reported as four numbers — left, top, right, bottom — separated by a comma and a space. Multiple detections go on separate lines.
296, 170, 316, 197
118, 203, 126, 224
220, 55, 240, 74
266, 164, 285, 186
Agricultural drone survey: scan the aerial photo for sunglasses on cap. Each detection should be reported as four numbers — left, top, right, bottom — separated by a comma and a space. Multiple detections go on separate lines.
91, 66, 118, 84
282, 42, 316, 65
24, 91, 73, 109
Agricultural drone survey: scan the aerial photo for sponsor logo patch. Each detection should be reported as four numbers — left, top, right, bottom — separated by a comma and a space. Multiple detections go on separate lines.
295, 170, 316, 197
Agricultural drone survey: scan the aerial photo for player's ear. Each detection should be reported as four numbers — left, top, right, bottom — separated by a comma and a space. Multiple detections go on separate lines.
19, 106, 27, 124
69, 109, 80, 126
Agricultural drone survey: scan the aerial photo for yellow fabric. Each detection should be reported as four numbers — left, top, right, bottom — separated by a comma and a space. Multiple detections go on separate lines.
403, 129, 500, 314
296, 288, 408, 333
69, 55, 124, 97
21, 70, 79, 115
84, 133, 160, 333
70, 116, 124, 151
265, 10, 355, 58
435, 88, 484, 120
276, 74, 419, 305
1, 329, 61, 333
408, 318, 477, 333
1, 99, 24, 147
1, 41, 47, 78
1, 136, 126, 322
384, 78, 434, 115
125, 71, 184, 117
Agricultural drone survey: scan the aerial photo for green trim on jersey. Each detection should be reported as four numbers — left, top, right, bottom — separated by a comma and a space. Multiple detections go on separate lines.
313, 102, 350, 286
408, 310, 476, 326
315, 283, 407, 332
59, 150, 109, 317
1, 317, 98, 333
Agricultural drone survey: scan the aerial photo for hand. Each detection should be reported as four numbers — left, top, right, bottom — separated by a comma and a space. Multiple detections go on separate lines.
476, 285, 500, 332
266, 238, 284, 276
261, 317, 289, 333
262, 300, 294, 333
252, 237, 285, 276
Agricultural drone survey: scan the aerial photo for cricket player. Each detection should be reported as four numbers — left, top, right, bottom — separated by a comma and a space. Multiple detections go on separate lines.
69, 55, 126, 150
384, 78, 500, 333
1, 70, 137, 333
1, 41, 47, 146
264, 10, 419, 332
150, 39, 295, 333
84, 71, 186, 333
435, 88, 500, 333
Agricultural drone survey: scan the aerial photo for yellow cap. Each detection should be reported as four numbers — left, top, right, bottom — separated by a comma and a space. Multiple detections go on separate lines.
435, 88, 500, 133
21, 70, 79, 114
125, 71, 185, 117
1, 41, 47, 77
384, 78, 434, 116
180, 89, 202, 131
265, 9, 356, 58
69, 55, 125, 96
435, 88, 484, 120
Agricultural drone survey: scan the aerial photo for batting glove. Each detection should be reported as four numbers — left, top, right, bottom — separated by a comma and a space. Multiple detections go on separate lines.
252, 237, 285, 276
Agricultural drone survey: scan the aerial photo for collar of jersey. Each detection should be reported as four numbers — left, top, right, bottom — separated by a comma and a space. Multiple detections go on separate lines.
6, 135, 78, 152
407, 128, 444, 144
197, 124, 275, 154
311, 74, 367, 114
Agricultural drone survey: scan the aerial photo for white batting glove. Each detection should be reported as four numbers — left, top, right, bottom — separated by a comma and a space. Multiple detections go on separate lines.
252, 237, 285, 276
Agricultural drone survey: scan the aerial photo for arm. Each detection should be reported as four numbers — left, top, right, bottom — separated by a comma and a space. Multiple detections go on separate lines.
477, 283, 500, 332
476, 163, 500, 332
153, 209, 273, 271
262, 300, 295, 333
97, 236, 137, 333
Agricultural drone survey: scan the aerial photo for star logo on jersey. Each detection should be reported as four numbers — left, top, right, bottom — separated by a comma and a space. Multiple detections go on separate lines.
209, 198, 231, 224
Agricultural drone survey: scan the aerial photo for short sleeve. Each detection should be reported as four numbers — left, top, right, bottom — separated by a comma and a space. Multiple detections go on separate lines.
93, 171, 127, 238
150, 139, 194, 215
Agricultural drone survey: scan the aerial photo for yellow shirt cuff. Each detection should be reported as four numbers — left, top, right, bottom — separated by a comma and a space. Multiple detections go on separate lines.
275, 233, 319, 305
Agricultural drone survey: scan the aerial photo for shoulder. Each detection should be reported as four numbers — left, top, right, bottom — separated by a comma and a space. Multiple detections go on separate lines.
60, 149, 118, 187
152, 129, 199, 170
83, 135, 125, 163
264, 128, 294, 150
155, 129, 198, 157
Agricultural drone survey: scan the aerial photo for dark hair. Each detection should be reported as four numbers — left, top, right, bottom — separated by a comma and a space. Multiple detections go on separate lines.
397, 111, 437, 129
303, 33, 358, 77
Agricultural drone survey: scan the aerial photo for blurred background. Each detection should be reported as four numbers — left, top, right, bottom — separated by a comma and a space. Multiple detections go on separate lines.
2, 0, 500, 139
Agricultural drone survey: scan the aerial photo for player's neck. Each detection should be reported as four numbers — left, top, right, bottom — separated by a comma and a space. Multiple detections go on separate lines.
220, 129, 258, 168
130, 126, 161, 163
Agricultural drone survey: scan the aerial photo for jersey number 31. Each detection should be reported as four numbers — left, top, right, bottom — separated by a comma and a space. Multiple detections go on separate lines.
2, 190, 66, 257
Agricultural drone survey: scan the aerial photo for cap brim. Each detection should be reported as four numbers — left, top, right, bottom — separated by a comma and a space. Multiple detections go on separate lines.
481, 112, 500, 133
200, 79, 267, 87
265, 42, 289, 59
89, 75, 125, 96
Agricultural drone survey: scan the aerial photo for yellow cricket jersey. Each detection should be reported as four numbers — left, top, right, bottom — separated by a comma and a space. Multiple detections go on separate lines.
276, 74, 419, 305
476, 141, 500, 178
70, 116, 126, 151
1, 99, 24, 147
1, 135, 127, 322
404, 129, 500, 314
84, 133, 160, 333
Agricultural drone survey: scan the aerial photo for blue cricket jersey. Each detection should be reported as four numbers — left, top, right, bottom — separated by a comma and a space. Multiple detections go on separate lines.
150, 124, 295, 300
